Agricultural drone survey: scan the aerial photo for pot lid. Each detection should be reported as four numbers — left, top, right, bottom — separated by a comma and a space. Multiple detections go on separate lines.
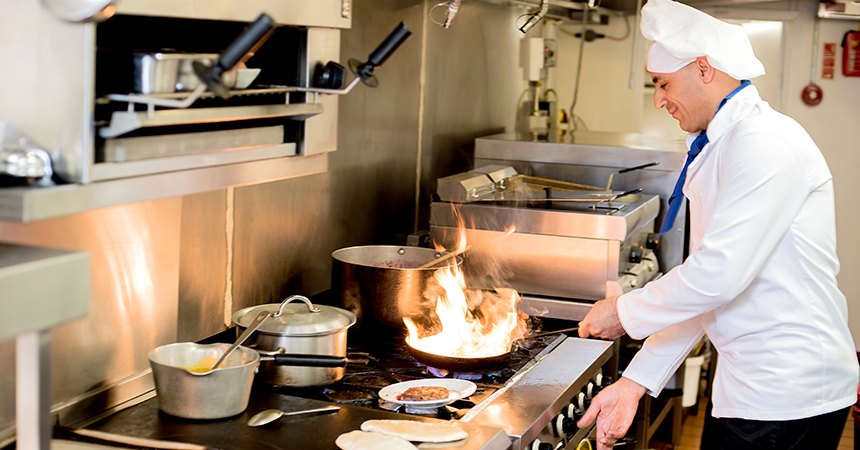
232, 295, 356, 336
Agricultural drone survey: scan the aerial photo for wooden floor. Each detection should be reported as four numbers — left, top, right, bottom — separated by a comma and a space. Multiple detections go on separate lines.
674, 398, 854, 449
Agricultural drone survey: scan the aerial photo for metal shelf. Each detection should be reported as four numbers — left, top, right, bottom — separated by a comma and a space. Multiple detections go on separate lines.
99, 102, 324, 139
0, 152, 328, 223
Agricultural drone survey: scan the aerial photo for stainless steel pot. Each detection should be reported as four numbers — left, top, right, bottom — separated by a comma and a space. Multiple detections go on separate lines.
232, 295, 356, 387
147, 342, 259, 419
331, 245, 462, 333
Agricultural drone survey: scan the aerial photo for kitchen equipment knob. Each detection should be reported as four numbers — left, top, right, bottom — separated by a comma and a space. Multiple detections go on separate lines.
562, 417, 578, 434
629, 247, 642, 263
566, 402, 576, 418
586, 382, 595, 399
592, 373, 606, 396
554, 414, 565, 437
577, 392, 587, 411
646, 232, 660, 249
629, 278, 638, 288
314, 61, 345, 89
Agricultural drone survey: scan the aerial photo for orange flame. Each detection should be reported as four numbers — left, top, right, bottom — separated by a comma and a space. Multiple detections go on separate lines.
407, 211, 528, 359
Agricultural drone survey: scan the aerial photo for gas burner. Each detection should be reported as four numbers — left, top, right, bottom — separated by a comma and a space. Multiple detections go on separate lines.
377, 399, 439, 416
403, 405, 441, 415
427, 366, 447, 378
376, 399, 470, 419
426, 365, 515, 382
321, 387, 377, 406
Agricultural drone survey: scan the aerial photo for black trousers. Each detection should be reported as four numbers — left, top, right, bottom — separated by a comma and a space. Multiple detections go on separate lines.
700, 399, 849, 450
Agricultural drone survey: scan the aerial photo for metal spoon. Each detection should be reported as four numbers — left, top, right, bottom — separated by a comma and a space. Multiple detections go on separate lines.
246, 406, 341, 427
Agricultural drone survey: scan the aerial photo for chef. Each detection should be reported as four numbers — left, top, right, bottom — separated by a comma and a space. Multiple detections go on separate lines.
576, 0, 860, 448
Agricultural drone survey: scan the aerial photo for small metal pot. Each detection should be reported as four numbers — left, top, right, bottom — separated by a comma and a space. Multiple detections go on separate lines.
147, 342, 260, 420
332, 245, 462, 333
232, 295, 356, 387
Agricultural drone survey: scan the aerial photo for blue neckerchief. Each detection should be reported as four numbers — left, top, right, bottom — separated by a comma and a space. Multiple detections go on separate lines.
658, 80, 751, 235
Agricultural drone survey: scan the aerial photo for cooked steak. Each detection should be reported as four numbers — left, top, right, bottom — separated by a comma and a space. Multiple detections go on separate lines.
399, 386, 450, 401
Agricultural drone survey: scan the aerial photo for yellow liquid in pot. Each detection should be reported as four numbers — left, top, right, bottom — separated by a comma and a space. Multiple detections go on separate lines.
178, 356, 218, 373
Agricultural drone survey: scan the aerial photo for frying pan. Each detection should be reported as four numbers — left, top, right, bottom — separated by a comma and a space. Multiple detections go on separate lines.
406, 326, 579, 371
407, 344, 511, 371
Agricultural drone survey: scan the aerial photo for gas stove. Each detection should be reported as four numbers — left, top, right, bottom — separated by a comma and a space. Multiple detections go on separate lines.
265, 331, 568, 418
264, 330, 614, 450
79, 330, 612, 450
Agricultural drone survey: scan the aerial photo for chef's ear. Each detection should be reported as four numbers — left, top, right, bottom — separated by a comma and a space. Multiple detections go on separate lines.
696, 56, 715, 83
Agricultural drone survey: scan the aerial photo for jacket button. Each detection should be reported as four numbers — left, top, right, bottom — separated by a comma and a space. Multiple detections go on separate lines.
732, 352, 740, 360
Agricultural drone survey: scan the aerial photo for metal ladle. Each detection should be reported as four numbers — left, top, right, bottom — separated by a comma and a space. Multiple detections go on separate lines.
247, 406, 341, 427
207, 310, 273, 372
208, 295, 316, 372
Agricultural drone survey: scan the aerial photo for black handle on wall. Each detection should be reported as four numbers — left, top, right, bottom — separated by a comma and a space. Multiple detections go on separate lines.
367, 22, 412, 68
215, 13, 277, 74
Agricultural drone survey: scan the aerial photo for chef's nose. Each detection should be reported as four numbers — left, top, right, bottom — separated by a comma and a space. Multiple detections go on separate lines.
653, 89, 668, 109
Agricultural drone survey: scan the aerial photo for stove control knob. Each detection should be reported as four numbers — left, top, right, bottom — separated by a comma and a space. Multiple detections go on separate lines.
566, 402, 576, 418
555, 413, 579, 435
529, 439, 553, 450
586, 382, 595, 399
629, 247, 642, 263
577, 391, 591, 411
646, 232, 660, 249
562, 417, 578, 435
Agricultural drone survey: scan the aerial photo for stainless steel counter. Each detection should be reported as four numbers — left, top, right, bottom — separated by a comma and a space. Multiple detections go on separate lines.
80, 391, 511, 450
465, 338, 613, 450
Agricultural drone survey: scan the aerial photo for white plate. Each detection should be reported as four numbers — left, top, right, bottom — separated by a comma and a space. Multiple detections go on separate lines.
378, 379, 477, 408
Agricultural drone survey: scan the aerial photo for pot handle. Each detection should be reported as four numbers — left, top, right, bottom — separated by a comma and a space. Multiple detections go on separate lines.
262, 353, 347, 368
275, 295, 320, 317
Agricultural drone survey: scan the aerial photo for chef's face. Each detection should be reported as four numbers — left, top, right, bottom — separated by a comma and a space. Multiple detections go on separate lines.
650, 63, 711, 133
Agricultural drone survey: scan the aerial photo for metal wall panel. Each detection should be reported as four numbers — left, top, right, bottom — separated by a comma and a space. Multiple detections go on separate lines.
0, 198, 181, 435
230, 0, 425, 310
417, 1, 524, 232
178, 190, 229, 340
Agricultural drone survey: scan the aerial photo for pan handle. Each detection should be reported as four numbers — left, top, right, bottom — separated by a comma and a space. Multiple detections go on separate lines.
261, 354, 348, 368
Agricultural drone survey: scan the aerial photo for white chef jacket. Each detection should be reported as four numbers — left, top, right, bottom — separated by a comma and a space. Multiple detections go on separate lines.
617, 85, 859, 420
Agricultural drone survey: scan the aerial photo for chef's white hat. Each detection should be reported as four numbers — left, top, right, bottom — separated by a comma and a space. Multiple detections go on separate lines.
641, 0, 765, 80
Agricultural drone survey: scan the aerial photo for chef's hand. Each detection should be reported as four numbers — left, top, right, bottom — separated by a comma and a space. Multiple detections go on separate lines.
576, 377, 647, 450
578, 295, 626, 340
